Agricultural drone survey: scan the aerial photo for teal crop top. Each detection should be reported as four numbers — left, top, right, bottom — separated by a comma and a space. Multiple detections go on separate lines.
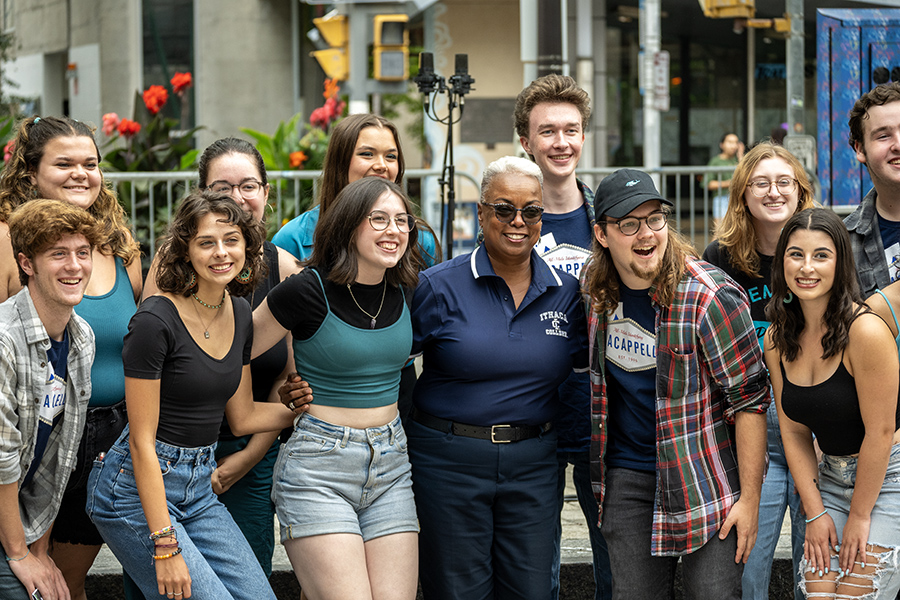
73, 256, 137, 407
874, 289, 900, 354
292, 269, 412, 409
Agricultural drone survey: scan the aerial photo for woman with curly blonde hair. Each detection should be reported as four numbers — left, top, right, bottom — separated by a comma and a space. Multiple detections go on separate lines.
0, 115, 142, 600
701, 141, 815, 600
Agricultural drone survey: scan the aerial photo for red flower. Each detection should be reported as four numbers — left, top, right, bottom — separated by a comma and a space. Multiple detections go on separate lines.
117, 118, 141, 138
310, 106, 328, 129
143, 85, 169, 115
3, 139, 14, 163
102, 113, 121, 136
171, 72, 192, 95
289, 151, 308, 168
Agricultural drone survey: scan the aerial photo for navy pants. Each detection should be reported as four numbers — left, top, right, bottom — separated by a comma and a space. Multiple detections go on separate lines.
407, 418, 558, 600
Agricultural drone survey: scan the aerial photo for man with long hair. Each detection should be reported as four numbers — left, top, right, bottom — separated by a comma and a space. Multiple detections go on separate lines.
584, 169, 769, 599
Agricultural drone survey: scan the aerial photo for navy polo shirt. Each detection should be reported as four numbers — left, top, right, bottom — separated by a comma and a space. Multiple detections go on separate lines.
411, 245, 589, 426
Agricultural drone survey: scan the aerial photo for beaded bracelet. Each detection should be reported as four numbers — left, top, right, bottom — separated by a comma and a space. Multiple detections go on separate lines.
805, 509, 828, 524
5, 548, 29, 562
149, 526, 175, 541
153, 547, 183, 561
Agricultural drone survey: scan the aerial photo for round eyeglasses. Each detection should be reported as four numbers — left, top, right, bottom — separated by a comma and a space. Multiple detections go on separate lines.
368, 211, 416, 232
480, 202, 544, 225
746, 178, 797, 198
601, 211, 668, 236
207, 179, 263, 200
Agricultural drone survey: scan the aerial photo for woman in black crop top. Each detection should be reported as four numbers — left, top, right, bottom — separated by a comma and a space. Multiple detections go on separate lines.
253, 177, 422, 600
86, 190, 297, 600
765, 209, 900, 599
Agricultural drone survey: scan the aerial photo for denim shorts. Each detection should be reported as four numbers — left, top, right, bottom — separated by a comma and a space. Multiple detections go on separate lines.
87, 428, 276, 599
803, 443, 900, 597
272, 413, 418, 543
52, 400, 128, 545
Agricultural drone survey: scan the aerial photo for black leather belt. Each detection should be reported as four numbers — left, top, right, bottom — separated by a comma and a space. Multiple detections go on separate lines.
413, 408, 551, 443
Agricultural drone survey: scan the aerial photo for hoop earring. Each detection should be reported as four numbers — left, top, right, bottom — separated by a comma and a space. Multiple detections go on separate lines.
188, 269, 197, 289
783, 292, 793, 304
236, 266, 252, 284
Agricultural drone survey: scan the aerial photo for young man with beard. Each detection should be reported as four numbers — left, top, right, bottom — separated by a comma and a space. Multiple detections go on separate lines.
0, 199, 99, 600
514, 74, 610, 600
845, 81, 900, 295
585, 169, 769, 599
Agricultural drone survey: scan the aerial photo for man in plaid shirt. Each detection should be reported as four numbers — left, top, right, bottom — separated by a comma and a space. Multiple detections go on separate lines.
584, 169, 769, 599
0, 200, 99, 599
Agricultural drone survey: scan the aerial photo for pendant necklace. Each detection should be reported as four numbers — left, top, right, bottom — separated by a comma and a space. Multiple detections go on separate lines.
347, 280, 387, 329
191, 292, 224, 339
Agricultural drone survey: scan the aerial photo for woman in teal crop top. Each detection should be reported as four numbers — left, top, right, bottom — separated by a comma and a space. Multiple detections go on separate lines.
253, 177, 423, 600
765, 209, 900, 599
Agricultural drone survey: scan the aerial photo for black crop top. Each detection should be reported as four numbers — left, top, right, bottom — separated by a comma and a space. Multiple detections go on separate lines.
122, 295, 252, 447
780, 360, 900, 456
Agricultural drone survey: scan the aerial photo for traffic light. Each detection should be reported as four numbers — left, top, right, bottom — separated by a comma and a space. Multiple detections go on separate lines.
311, 13, 349, 81
373, 14, 409, 81
697, 0, 754, 19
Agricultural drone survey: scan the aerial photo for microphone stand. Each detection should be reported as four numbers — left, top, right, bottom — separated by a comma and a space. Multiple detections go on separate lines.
413, 53, 474, 260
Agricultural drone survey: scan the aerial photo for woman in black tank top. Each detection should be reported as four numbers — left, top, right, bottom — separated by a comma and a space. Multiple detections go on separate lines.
765, 208, 900, 599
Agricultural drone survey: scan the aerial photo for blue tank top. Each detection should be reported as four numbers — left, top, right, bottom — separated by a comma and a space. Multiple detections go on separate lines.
292, 270, 412, 408
74, 256, 136, 407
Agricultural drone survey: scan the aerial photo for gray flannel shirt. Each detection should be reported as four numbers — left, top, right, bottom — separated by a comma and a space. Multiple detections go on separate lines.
0, 286, 93, 544
844, 187, 892, 297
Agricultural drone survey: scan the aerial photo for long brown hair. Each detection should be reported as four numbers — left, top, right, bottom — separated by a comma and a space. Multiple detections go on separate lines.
713, 142, 815, 278
586, 220, 697, 314
766, 209, 862, 362
0, 115, 139, 266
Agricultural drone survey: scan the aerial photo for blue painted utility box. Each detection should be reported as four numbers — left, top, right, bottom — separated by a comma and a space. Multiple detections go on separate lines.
817, 9, 900, 208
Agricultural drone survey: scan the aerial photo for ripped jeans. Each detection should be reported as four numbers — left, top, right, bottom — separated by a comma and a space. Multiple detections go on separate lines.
800, 444, 900, 599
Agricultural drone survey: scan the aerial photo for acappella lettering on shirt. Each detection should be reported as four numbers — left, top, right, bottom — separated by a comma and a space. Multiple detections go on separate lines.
606, 305, 657, 370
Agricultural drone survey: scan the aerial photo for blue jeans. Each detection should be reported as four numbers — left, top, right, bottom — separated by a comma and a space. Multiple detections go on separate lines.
0, 556, 30, 598
407, 417, 558, 600
601, 467, 744, 600
551, 451, 611, 600
742, 406, 804, 600
86, 428, 276, 599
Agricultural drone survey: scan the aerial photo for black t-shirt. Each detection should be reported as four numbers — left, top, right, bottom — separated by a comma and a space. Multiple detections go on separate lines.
702, 240, 772, 345
267, 266, 410, 340
123, 295, 252, 447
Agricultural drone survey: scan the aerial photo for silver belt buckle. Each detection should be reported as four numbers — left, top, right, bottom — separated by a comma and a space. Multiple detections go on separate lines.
491, 424, 512, 443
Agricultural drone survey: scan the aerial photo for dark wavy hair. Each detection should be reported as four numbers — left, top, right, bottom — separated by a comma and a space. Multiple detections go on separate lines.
308, 177, 419, 288
766, 208, 862, 361
0, 115, 139, 265
317, 114, 404, 215
155, 189, 267, 298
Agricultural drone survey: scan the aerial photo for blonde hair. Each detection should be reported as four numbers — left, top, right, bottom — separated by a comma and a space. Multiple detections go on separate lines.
713, 142, 815, 278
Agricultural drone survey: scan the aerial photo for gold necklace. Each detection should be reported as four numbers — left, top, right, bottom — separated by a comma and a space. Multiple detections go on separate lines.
347, 280, 387, 329
191, 294, 224, 339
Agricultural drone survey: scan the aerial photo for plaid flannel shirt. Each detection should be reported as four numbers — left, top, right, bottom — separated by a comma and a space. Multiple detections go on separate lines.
0, 286, 93, 543
588, 256, 769, 556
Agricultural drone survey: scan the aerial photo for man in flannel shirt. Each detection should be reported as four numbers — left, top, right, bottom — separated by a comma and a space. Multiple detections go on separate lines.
584, 169, 769, 599
0, 200, 98, 599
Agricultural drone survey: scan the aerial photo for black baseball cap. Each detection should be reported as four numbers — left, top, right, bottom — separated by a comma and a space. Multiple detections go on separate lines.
594, 169, 673, 221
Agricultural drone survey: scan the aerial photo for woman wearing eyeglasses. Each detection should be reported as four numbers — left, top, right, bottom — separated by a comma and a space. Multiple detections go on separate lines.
252, 176, 421, 599
702, 141, 816, 600
406, 156, 588, 599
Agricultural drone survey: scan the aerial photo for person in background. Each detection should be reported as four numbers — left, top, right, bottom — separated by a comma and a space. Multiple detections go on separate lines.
702, 142, 815, 600
513, 73, 610, 600
87, 190, 297, 599
765, 208, 900, 599
253, 177, 421, 600
272, 113, 439, 426
408, 156, 589, 599
703, 132, 745, 224
586, 168, 768, 600
844, 81, 900, 296
0, 199, 101, 600
0, 115, 142, 600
